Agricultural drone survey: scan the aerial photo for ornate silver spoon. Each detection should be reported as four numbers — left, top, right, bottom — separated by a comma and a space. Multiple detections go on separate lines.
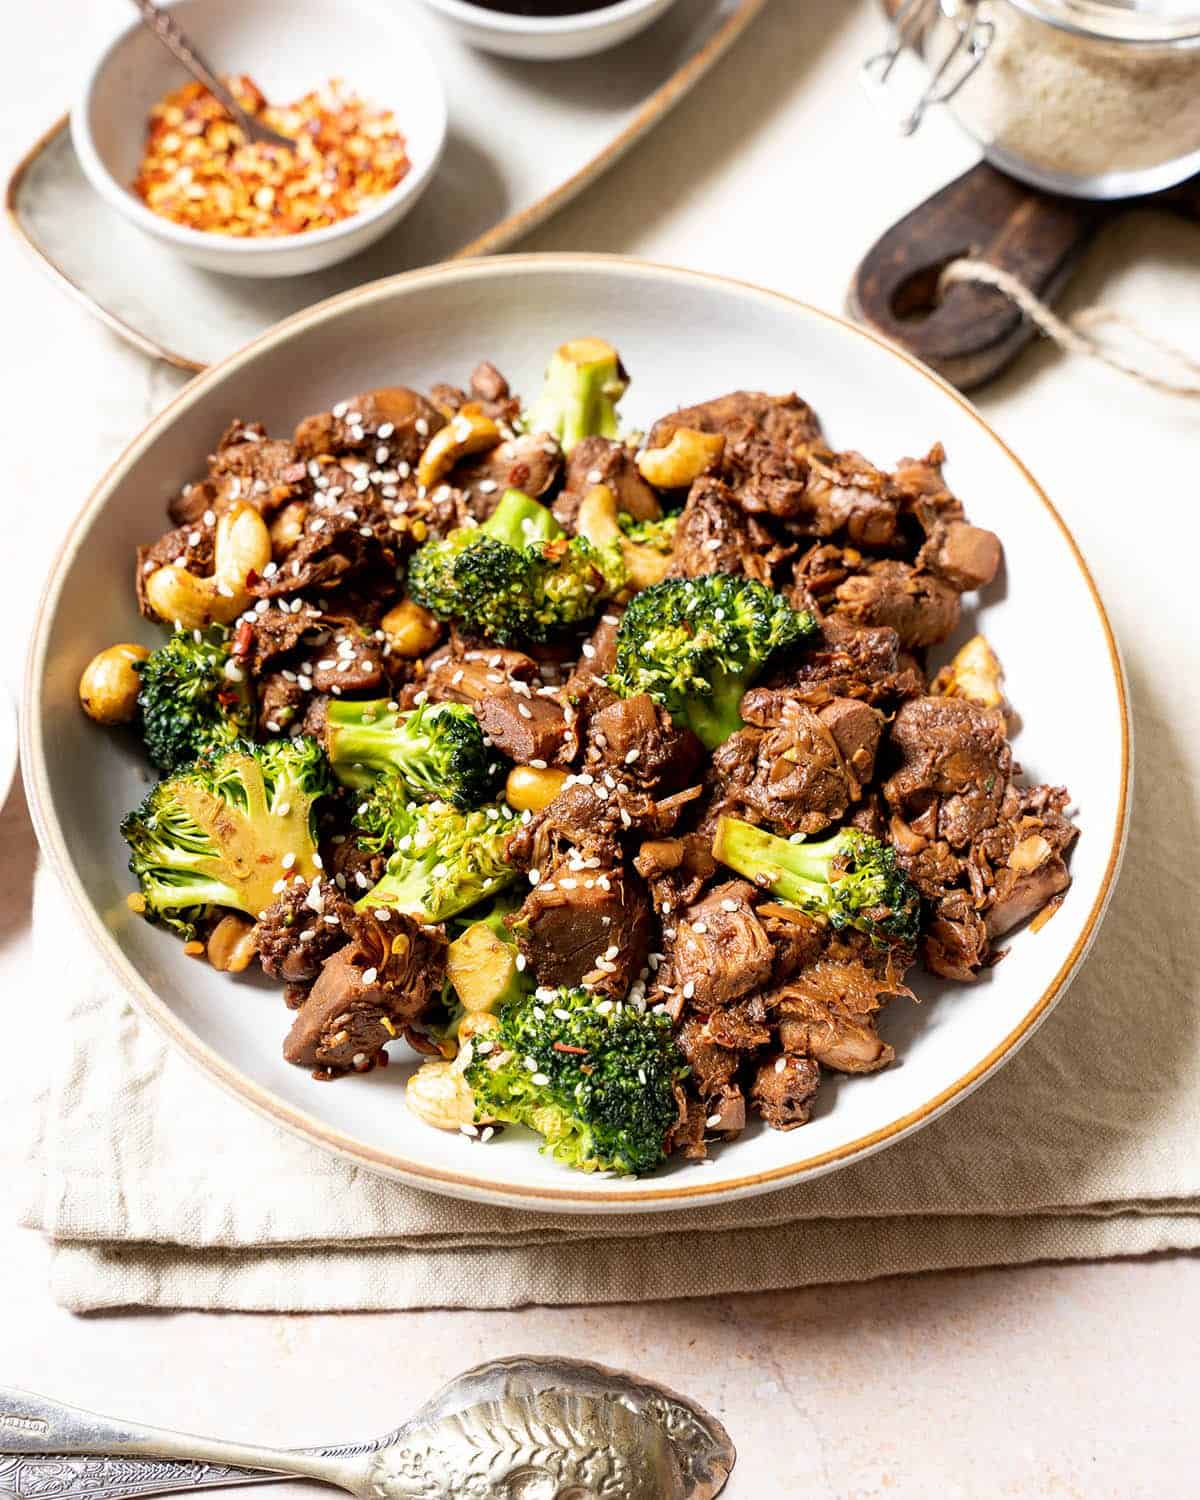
128, 0, 297, 152
0, 1357, 735, 1500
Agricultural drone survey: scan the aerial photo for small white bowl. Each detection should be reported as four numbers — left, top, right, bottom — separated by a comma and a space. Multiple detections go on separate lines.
71, 0, 447, 279
416, 0, 680, 60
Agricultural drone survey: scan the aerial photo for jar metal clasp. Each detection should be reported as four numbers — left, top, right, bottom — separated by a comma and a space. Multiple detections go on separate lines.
861, 0, 996, 136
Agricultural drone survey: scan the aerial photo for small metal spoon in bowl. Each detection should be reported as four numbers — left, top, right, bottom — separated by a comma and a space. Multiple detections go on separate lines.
128, 0, 296, 152
0, 1356, 736, 1500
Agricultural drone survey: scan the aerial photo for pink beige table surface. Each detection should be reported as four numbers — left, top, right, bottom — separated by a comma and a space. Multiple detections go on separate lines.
3, 2, 1199, 1494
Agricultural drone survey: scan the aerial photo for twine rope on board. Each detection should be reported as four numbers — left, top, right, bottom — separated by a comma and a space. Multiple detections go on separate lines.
939, 257, 1200, 397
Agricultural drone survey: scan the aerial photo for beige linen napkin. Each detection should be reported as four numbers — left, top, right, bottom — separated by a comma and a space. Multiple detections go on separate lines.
20, 726, 1200, 1312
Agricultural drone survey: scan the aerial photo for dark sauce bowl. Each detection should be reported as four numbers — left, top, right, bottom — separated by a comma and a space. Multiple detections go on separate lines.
415, 0, 679, 59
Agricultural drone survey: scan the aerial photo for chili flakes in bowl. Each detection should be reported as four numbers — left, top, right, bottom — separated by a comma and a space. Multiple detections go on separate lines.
132, 74, 411, 238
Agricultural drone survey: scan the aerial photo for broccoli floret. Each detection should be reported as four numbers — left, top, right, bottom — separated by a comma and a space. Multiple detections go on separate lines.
407, 488, 624, 644
618, 510, 679, 554
136, 625, 254, 774
121, 737, 333, 941
325, 699, 503, 809
358, 799, 521, 924
607, 574, 817, 749
465, 986, 686, 1175
713, 816, 921, 948
526, 338, 628, 454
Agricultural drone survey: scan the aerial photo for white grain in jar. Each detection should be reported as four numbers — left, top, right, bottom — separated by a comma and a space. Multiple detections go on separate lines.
909, 0, 1200, 198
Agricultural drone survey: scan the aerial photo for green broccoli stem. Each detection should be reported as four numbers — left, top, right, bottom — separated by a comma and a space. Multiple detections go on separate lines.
326, 701, 442, 793
681, 670, 753, 750
526, 339, 627, 455
482, 489, 563, 550
359, 862, 501, 925
141, 874, 244, 913
712, 817, 837, 906
325, 702, 403, 791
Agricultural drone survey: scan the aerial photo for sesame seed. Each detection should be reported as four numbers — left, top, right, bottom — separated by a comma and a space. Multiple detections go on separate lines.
360, 967, 378, 986
624, 748, 640, 763
374, 908, 390, 921
582, 643, 596, 659
332, 401, 349, 418
415, 417, 430, 436
531, 1072, 550, 1087
312, 853, 324, 869
281, 852, 296, 870
775, 1057, 787, 1073
459, 1122, 479, 1138
375, 445, 390, 464
478, 478, 497, 493
721, 898, 739, 912
692, 921, 708, 934
517, 703, 532, 719
480, 1125, 495, 1142
530, 757, 547, 769
586, 468, 604, 484
515, 954, 527, 971
682, 980, 696, 999
529, 868, 541, 885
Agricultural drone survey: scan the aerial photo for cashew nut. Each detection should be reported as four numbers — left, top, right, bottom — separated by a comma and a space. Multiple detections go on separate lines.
636, 427, 725, 489
576, 484, 670, 595
79, 642, 149, 724
458, 1011, 502, 1044
206, 914, 259, 973
932, 634, 1005, 709
505, 764, 568, 813
405, 1058, 477, 1131
144, 501, 271, 630
416, 404, 502, 490
269, 500, 308, 556
380, 598, 441, 658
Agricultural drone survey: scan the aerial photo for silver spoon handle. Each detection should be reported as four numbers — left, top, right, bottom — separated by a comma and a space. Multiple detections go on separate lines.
0, 1452, 288, 1500
0, 1390, 351, 1493
126, 0, 294, 151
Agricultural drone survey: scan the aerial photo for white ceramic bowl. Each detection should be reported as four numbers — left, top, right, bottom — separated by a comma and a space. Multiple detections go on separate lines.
416, 0, 680, 60
71, 0, 447, 278
23, 256, 1130, 1214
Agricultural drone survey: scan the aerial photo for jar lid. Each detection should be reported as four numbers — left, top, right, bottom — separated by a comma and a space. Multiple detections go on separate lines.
1009, 0, 1200, 43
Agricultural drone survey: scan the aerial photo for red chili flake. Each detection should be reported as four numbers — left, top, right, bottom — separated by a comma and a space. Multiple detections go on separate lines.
376, 1049, 390, 1068
553, 1042, 589, 1056
233, 619, 253, 658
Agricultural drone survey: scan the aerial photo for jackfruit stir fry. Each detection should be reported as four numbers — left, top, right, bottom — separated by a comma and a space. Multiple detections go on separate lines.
80, 339, 1078, 1175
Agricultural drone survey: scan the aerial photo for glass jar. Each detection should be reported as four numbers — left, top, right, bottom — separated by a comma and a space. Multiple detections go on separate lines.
866, 0, 1200, 199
